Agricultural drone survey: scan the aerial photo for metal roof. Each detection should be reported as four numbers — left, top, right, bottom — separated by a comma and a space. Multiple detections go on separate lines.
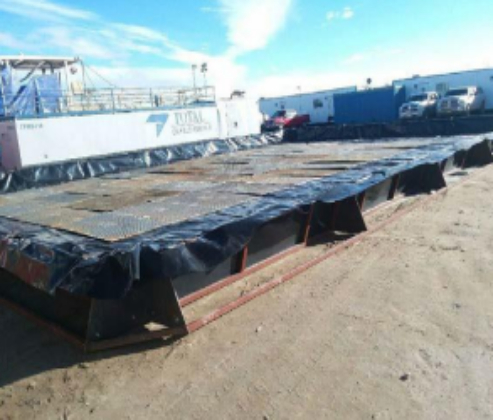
259, 86, 357, 102
394, 67, 493, 83
0, 55, 80, 70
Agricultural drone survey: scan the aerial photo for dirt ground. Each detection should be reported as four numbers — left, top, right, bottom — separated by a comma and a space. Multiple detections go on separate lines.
2, 165, 493, 419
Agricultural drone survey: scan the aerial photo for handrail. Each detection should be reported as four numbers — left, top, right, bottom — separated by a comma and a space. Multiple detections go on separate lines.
1, 85, 216, 118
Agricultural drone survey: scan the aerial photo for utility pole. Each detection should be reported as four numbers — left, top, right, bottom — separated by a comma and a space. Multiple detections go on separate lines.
191, 64, 197, 96
297, 85, 302, 113
201, 63, 208, 88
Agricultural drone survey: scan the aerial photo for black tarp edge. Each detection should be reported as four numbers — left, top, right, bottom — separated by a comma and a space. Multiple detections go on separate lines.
285, 116, 493, 142
0, 134, 490, 300
0, 133, 282, 194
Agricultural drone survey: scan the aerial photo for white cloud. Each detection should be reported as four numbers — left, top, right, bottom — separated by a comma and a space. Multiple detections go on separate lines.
0, 0, 97, 22
251, 70, 360, 99
110, 24, 169, 44
326, 12, 337, 21
157, 45, 245, 96
341, 7, 354, 19
38, 27, 118, 59
0, 32, 30, 50
217, 0, 293, 56
0, 0, 294, 96
92, 66, 191, 88
342, 47, 403, 65
343, 53, 365, 64
201, 6, 221, 13
326, 6, 355, 22
0, 0, 175, 61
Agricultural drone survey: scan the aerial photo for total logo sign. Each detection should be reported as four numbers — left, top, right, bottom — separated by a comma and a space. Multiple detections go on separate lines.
146, 113, 169, 137
147, 110, 213, 138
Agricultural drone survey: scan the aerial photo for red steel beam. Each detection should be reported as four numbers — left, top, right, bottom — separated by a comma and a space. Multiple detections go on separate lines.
388, 174, 400, 200
357, 191, 367, 211
237, 246, 249, 273
301, 204, 315, 244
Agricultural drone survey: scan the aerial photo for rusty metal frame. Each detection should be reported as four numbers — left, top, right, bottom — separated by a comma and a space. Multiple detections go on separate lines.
1, 142, 492, 351
181, 205, 315, 308
0, 271, 188, 352
184, 195, 368, 332
0, 293, 186, 353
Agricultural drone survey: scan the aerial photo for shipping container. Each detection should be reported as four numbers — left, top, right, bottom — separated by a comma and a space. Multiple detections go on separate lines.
334, 86, 406, 125
259, 86, 356, 124
393, 68, 493, 111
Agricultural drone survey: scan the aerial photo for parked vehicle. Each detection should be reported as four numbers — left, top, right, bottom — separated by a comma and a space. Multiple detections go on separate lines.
394, 68, 493, 114
437, 86, 486, 117
261, 109, 310, 131
399, 92, 439, 119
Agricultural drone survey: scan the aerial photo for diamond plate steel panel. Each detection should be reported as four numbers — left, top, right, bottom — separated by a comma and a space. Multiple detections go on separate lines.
15, 208, 93, 227
148, 181, 219, 193
117, 192, 254, 231
32, 192, 88, 205
210, 182, 286, 196
0, 138, 426, 242
69, 214, 166, 241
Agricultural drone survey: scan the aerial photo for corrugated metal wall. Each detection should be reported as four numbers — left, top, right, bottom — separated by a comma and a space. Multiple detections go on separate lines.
334, 86, 406, 125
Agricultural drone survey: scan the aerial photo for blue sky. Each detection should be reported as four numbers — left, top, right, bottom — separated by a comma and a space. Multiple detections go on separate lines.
1, 0, 492, 97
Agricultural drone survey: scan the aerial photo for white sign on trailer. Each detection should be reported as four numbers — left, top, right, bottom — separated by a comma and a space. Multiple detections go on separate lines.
171, 109, 213, 136
0, 99, 262, 171
12, 106, 220, 169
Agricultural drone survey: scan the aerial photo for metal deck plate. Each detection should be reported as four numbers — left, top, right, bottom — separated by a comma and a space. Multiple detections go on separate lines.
70, 213, 167, 241
0, 138, 442, 242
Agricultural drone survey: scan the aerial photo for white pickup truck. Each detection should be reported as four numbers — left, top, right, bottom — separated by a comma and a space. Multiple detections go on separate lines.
437, 86, 486, 117
399, 92, 439, 119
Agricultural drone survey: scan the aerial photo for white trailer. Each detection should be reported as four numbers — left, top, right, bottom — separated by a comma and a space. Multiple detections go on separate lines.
393, 68, 493, 110
259, 86, 356, 124
0, 55, 262, 171
0, 100, 261, 171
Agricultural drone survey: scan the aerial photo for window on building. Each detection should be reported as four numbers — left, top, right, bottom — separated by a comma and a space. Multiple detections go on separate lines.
313, 98, 323, 109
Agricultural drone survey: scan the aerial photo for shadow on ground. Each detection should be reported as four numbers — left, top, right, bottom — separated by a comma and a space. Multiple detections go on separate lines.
0, 306, 175, 388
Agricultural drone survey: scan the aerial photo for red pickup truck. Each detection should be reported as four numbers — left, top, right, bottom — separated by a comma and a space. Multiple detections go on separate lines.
262, 109, 310, 132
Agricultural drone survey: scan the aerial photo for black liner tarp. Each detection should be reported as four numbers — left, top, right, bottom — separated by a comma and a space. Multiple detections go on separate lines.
0, 134, 490, 300
285, 115, 493, 142
0, 134, 282, 194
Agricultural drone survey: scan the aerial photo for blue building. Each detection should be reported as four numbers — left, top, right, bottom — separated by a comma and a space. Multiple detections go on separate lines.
334, 86, 406, 125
